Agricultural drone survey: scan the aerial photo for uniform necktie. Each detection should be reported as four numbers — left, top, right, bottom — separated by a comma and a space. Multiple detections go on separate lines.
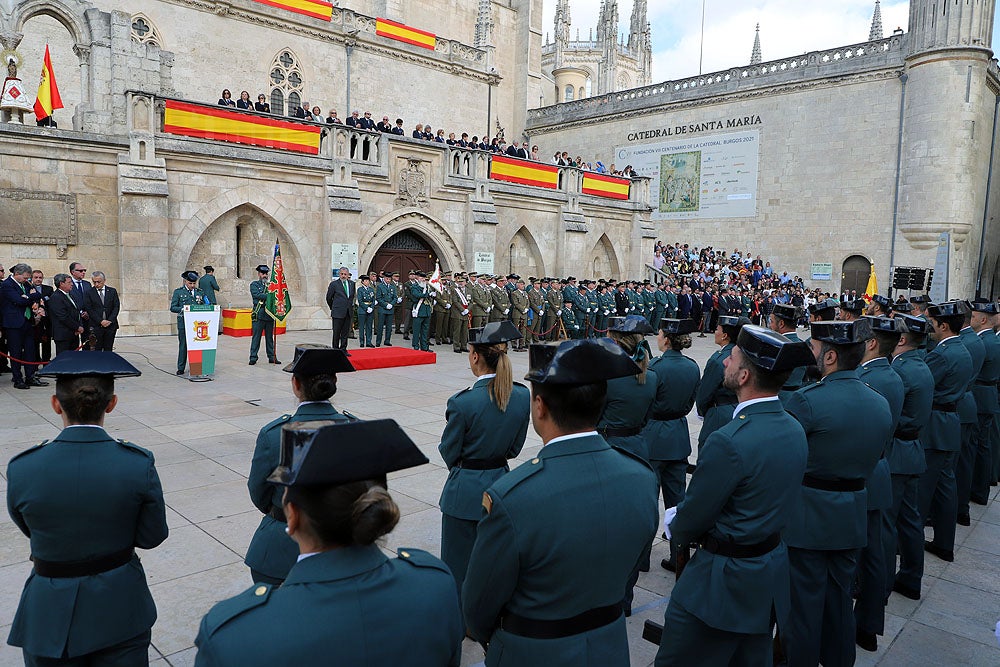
21, 283, 30, 319
66, 291, 77, 310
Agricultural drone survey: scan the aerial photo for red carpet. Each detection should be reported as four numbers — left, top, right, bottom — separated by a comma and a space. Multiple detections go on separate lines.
348, 346, 436, 370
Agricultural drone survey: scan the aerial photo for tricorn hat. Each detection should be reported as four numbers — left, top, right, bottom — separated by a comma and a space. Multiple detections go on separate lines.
810, 318, 873, 344
607, 315, 654, 335
470, 321, 522, 345
659, 318, 697, 335
736, 325, 816, 372
36, 351, 142, 378
525, 339, 642, 384
282, 344, 356, 375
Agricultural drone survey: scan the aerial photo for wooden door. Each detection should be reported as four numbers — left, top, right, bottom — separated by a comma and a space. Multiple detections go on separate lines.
368, 230, 437, 276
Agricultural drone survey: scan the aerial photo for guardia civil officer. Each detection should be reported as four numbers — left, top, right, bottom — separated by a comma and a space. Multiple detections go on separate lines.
462, 339, 659, 667
598, 315, 659, 460
920, 301, 974, 564
644, 318, 701, 573
656, 327, 814, 666
954, 303, 986, 526
854, 316, 906, 653
438, 321, 530, 594
409, 271, 434, 351
245, 344, 355, 585
695, 315, 750, 448
889, 315, 934, 602
781, 319, 893, 667
6, 351, 168, 666
838, 298, 867, 323
769, 303, 806, 399
195, 420, 463, 666
966, 301, 1000, 509
249, 265, 278, 365
170, 270, 208, 375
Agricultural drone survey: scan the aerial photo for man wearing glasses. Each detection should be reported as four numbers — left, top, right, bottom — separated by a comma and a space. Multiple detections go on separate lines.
68, 262, 91, 330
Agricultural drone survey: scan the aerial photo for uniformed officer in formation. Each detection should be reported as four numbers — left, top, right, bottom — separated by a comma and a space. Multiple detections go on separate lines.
170, 270, 209, 376
408, 271, 434, 351
248, 264, 278, 366
644, 318, 701, 573
954, 303, 985, 527
769, 303, 806, 399
526, 277, 546, 344
449, 274, 471, 352
355, 274, 376, 347
965, 301, 999, 511
374, 272, 398, 346
245, 344, 354, 585
433, 272, 452, 346
509, 279, 530, 350
438, 321, 530, 595
490, 275, 511, 323
656, 326, 814, 666
782, 318, 893, 667
195, 420, 464, 666
695, 315, 750, 448
470, 273, 490, 328
462, 338, 658, 666
544, 278, 563, 339
7, 352, 168, 665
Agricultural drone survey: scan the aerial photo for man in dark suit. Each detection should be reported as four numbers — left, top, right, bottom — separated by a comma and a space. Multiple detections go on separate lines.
325, 266, 356, 352
30, 269, 54, 362
1, 263, 47, 388
68, 261, 91, 331
678, 287, 694, 320
84, 271, 120, 351
49, 273, 85, 355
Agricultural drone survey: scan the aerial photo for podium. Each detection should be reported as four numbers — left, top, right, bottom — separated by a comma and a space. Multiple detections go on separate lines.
183, 305, 221, 379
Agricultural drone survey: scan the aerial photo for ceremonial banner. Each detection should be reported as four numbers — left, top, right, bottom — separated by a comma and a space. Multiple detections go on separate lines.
33, 44, 63, 121
376, 18, 436, 50
183, 305, 220, 377
489, 156, 559, 189
264, 239, 292, 323
428, 262, 442, 294
163, 99, 322, 155
863, 264, 879, 303
250, 0, 333, 20
582, 172, 631, 200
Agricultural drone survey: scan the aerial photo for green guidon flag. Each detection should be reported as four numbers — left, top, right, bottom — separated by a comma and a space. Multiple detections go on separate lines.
265, 239, 292, 323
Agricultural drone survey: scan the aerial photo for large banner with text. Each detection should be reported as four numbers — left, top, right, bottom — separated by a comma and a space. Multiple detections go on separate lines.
616, 129, 760, 220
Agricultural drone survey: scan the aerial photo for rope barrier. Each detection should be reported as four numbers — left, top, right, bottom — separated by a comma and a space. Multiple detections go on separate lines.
0, 341, 86, 366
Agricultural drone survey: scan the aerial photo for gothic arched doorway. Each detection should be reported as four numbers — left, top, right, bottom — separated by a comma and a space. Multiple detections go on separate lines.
840, 255, 871, 297
367, 230, 437, 277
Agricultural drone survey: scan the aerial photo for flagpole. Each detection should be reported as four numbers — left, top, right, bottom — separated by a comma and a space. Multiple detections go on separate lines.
699, 0, 707, 76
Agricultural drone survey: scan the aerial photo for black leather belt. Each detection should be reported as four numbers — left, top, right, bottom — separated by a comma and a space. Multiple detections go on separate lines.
457, 457, 508, 470
710, 399, 737, 408
699, 533, 781, 559
802, 474, 865, 492
652, 411, 689, 421
501, 604, 622, 639
32, 548, 135, 578
268, 506, 286, 522
599, 425, 642, 438
894, 428, 920, 440
975, 379, 997, 387
932, 402, 958, 412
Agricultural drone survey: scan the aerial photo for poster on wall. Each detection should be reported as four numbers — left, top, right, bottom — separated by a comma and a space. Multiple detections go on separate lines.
331, 243, 359, 279
474, 252, 495, 275
616, 130, 760, 220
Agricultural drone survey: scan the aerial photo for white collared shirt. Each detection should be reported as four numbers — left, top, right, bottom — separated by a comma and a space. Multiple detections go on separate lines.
296, 552, 319, 563
732, 395, 781, 419
476, 373, 497, 381
545, 430, 599, 447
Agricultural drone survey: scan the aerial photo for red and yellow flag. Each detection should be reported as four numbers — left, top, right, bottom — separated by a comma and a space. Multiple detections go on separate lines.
163, 99, 322, 155
265, 239, 292, 323
582, 173, 631, 200
490, 155, 559, 189
250, 0, 332, 21
33, 45, 63, 121
376, 18, 437, 50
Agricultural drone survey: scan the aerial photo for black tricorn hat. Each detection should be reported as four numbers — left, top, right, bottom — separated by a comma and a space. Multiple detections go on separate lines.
607, 315, 654, 335
255, 265, 270, 274
872, 294, 893, 308
736, 325, 816, 372
840, 298, 868, 314
863, 315, 906, 334
893, 302, 914, 313
282, 344, 356, 375
808, 298, 839, 316
896, 314, 931, 335
525, 339, 642, 384
970, 301, 1000, 315
810, 318, 873, 344
181, 270, 199, 282
470, 321, 522, 345
659, 318, 697, 335
36, 351, 142, 378
910, 294, 931, 304
771, 303, 800, 322
718, 315, 750, 330
927, 300, 969, 318
267, 419, 428, 487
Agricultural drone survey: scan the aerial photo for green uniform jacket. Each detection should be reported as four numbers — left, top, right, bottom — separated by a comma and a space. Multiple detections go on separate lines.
245, 403, 347, 580
560, 308, 579, 334
196, 546, 463, 666
889, 350, 933, 475
434, 285, 452, 313
375, 280, 397, 315
7, 427, 168, 658
463, 434, 658, 667
783, 370, 893, 550
490, 286, 511, 320
924, 336, 974, 451
973, 328, 1000, 414
598, 291, 615, 316
696, 343, 736, 447
642, 290, 656, 316
356, 284, 376, 315
409, 283, 434, 317
669, 399, 807, 633
527, 287, 545, 320
545, 287, 563, 314
779, 331, 807, 396
644, 351, 700, 461
439, 378, 530, 519
665, 290, 679, 318
170, 286, 208, 322
198, 274, 220, 305
471, 283, 490, 318
510, 289, 529, 319
597, 371, 659, 460
249, 279, 269, 321
958, 327, 986, 424
857, 358, 905, 511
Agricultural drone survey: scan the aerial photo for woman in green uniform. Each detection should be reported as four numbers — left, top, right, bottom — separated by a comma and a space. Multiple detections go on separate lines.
643, 318, 702, 572
196, 420, 464, 666
245, 344, 355, 585
6, 351, 168, 666
598, 315, 659, 461
439, 320, 531, 594
695, 315, 751, 450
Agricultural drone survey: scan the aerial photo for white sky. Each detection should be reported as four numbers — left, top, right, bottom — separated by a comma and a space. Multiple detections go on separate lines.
540, 1, 991, 82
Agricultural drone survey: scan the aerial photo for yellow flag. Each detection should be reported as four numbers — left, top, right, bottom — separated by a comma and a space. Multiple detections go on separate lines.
863, 264, 878, 302
33, 45, 63, 121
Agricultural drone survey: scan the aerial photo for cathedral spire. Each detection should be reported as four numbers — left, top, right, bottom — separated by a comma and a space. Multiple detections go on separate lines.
750, 23, 762, 65
628, 0, 647, 51
554, 0, 571, 46
475, 0, 494, 49
869, 0, 883, 41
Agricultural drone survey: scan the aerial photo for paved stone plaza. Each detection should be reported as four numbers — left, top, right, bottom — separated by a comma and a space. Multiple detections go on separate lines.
1, 330, 999, 666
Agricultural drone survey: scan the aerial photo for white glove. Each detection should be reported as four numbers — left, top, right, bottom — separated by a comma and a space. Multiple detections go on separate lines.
663, 506, 678, 540
504, 308, 510, 315
446, 303, 452, 309
366, 307, 373, 314
539, 310, 544, 315
557, 310, 562, 316
586, 308, 591, 313
397, 297, 402, 303
604, 310, 610, 316
574, 325, 580, 329
487, 305, 493, 312
462, 309, 469, 315
386, 303, 393, 310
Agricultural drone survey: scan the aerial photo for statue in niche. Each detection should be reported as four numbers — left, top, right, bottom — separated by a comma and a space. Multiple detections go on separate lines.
1, 50, 33, 124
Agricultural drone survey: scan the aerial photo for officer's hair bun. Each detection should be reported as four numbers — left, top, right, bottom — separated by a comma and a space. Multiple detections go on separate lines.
351, 485, 400, 545
290, 478, 399, 547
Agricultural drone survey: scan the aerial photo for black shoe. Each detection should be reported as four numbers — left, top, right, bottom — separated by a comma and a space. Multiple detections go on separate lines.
856, 630, 877, 652
970, 496, 988, 506
403, 336, 410, 340
957, 513, 971, 526
176, 370, 184, 376
660, 558, 676, 572
366, 344, 376, 348
269, 359, 280, 364
13, 381, 28, 390
249, 360, 257, 365
924, 541, 954, 562
892, 580, 921, 600
27, 377, 48, 387
454, 349, 463, 353
383, 343, 392, 346
345, 352, 351, 357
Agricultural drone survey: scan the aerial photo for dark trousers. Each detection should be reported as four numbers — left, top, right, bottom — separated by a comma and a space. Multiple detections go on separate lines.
970, 413, 994, 503
656, 597, 772, 666
35, 323, 51, 361
651, 459, 688, 568
249, 317, 275, 362
55, 337, 80, 355
92, 326, 116, 351
956, 419, 981, 516
176, 318, 187, 372
433, 311, 449, 343
919, 449, 958, 553
889, 473, 924, 594
331, 316, 350, 350
440, 515, 477, 598
785, 546, 859, 667
411, 315, 429, 351
854, 509, 887, 635
357, 310, 374, 346
5, 323, 37, 382
450, 316, 468, 351
24, 629, 151, 667
375, 310, 392, 345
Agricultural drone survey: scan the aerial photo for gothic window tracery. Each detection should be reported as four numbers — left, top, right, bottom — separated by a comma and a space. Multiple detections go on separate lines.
268, 50, 304, 116
130, 14, 162, 47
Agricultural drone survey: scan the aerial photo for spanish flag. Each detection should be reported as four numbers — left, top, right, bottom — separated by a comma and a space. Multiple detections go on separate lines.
163, 99, 322, 155
582, 173, 631, 200
490, 155, 559, 189
376, 18, 437, 50
251, 0, 333, 21
33, 45, 63, 121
